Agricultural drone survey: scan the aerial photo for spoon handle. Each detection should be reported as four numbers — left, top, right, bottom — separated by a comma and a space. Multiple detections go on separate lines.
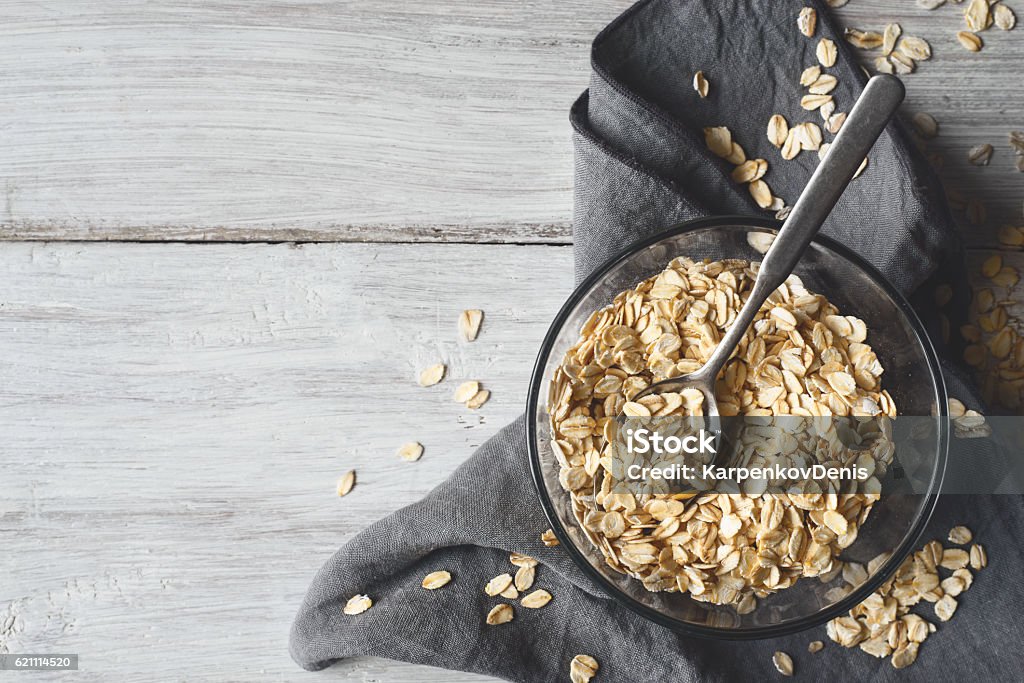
701, 74, 905, 378
757, 74, 905, 292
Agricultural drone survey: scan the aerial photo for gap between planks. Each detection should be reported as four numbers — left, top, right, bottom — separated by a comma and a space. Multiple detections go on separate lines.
0, 239, 1006, 258
0, 222, 575, 245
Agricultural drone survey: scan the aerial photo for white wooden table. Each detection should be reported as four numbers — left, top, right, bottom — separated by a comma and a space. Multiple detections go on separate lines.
1, 1, 1020, 680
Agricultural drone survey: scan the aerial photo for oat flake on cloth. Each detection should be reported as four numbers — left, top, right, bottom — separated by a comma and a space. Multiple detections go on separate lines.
291, 0, 1024, 680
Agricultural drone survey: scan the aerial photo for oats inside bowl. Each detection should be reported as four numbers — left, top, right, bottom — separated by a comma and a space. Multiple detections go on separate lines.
547, 256, 898, 611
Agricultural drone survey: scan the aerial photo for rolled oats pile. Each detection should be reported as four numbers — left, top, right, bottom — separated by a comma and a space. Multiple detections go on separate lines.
547, 256, 897, 610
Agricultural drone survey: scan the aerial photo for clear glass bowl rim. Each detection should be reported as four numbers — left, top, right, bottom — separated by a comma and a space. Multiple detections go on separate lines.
526, 215, 949, 640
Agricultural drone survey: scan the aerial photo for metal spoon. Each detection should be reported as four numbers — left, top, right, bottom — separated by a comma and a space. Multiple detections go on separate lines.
631, 74, 906, 459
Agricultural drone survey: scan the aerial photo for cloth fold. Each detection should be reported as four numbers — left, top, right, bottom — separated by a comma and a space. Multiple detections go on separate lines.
292, 0, 1024, 679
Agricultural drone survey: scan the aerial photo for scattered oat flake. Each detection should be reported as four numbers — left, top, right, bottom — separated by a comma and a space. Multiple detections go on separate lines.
343, 594, 372, 615
725, 142, 747, 165
809, 74, 838, 95
808, 641, 824, 653
941, 575, 966, 597
485, 573, 514, 597
795, 122, 823, 151
819, 99, 835, 121
892, 643, 919, 669
514, 565, 536, 592
747, 231, 776, 253
948, 397, 968, 417
541, 528, 560, 546
964, 0, 990, 32
510, 552, 538, 568
521, 589, 553, 608
454, 380, 479, 403
800, 65, 821, 87
798, 7, 817, 37
860, 635, 891, 658
872, 56, 894, 74
731, 159, 768, 184
337, 470, 356, 497
941, 548, 970, 570
749, 179, 773, 209
397, 441, 424, 462
935, 594, 958, 621
993, 266, 1019, 287
982, 254, 1003, 278
889, 51, 915, 74
704, 126, 733, 158
994, 4, 1016, 30
826, 112, 847, 134
846, 28, 884, 49
968, 144, 993, 166
418, 363, 446, 387
948, 525, 973, 545
817, 39, 837, 67
998, 225, 1024, 246
500, 584, 519, 600
1011, 131, 1024, 160
781, 130, 801, 159
1011, 130, 1024, 151
882, 23, 902, 55
459, 309, 483, 341
773, 650, 794, 676
970, 543, 987, 569
693, 70, 709, 98
899, 36, 932, 61
485, 604, 514, 625
466, 389, 490, 409
912, 112, 938, 139
570, 655, 599, 683
768, 114, 789, 148
422, 570, 452, 590
957, 31, 982, 51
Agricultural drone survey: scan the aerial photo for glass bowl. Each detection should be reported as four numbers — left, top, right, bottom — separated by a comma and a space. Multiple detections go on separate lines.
527, 217, 948, 639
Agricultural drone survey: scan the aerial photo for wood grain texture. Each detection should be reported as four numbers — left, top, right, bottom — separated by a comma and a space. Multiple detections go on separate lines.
836, 0, 1024, 246
0, 0, 622, 243
0, 0, 1020, 244
0, 242, 574, 681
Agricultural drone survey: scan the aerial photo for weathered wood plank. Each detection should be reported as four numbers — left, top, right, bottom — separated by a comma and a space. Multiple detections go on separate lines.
835, 1, 1024, 246
0, 0, 1019, 244
0, 0, 619, 243
0, 242, 575, 681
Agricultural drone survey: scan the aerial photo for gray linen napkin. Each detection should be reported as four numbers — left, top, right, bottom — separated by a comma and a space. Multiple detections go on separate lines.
291, 0, 1024, 679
